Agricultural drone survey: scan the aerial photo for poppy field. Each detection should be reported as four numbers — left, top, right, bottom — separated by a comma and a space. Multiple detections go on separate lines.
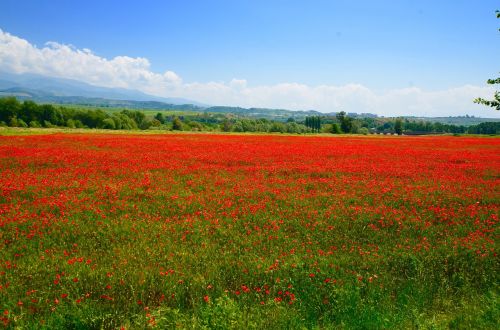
0, 132, 499, 329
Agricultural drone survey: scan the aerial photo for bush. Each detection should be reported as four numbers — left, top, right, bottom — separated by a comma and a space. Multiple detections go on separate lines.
139, 118, 154, 130
74, 120, 84, 128
102, 118, 116, 129
331, 123, 342, 134
17, 119, 28, 128
29, 120, 41, 128
150, 119, 161, 127
359, 127, 369, 135
172, 117, 183, 131
66, 119, 76, 128
9, 117, 19, 127
43, 120, 56, 128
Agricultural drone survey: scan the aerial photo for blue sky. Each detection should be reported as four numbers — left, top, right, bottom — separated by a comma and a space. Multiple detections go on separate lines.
0, 0, 499, 116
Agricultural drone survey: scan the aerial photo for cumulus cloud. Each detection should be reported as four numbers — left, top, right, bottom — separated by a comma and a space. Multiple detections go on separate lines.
0, 29, 181, 92
0, 28, 498, 117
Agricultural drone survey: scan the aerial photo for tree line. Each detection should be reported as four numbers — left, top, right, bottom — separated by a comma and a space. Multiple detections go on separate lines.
0, 97, 150, 129
0, 97, 498, 135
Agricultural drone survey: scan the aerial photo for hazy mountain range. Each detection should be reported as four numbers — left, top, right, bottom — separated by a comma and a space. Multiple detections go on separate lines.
0, 72, 206, 106
0, 72, 334, 119
1, 72, 499, 125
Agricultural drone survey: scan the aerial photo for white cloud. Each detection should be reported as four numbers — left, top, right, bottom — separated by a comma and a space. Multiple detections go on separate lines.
0, 29, 181, 91
0, 28, 498, 117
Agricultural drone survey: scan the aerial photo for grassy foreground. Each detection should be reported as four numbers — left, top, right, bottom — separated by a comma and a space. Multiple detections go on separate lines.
0, 133, 498, 329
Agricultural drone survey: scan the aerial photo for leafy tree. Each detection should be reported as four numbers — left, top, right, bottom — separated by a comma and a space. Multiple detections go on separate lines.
139, 118, 155, 130
474, 11, 500, 110
358, 127, 369, 135
43, 120, 56, 128
40, 104, 64, 126
66, 119, 76, 128
172, 116, 183, 130
331, 123, 342, 134
20, 100, 41, 123
29, 120, 41, 128
394, 118, 403, 135
336, 111, 352, 133
154, 112, 166, 124
188, 121, 204, 131
220, 119, 232, 132
232, 121, 244, 132
102, 118, 116, 129
115, 113, 138, 129
121, 110, 146, 126
270, 122, 286, 133
18, 118, 29, 127
315, 116, 321, 132
350, 120, 360, 134
8, 116, 19, 127
474, 77, 500, 111
286, 122, 300, 133
73, 120, 84, 128
150, 119, 161, 127
305, 116, 321, 132
467, 121, 499, 134
0, 97, 21, 122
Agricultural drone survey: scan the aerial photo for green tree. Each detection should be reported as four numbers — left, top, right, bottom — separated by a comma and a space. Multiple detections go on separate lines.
150, 118, 161, 127
270, 122, 286, 133
305, 116, 321, 132
102, 118, 116, 129
474, 11, 500, 111
172, 116, 183, 130
358, 127, 369, 135
20, 100, 41, 123
315, 116, 321, 132
394, 118, 403, 135
154, 112, 166, 124
8, 116, 19, 127
220, 119, 232, 132
0, 97, 21, 122
336, 111, 352, 133
331, 123, 342, 134
40, 104, 64, 126
139, 118, 154, 130
121, 110, 145, 127
66, 119, 76, 128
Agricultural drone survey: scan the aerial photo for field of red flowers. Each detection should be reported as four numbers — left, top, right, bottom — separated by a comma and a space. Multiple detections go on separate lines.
0, 133, 498, 328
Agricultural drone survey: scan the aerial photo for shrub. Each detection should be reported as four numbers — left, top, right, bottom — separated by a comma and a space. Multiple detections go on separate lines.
359, 127, 369, 135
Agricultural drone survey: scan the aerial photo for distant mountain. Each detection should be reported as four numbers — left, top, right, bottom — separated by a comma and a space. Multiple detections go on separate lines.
0, 72, 207, 106
1, 72, 499, 125
0, 87, 204, 111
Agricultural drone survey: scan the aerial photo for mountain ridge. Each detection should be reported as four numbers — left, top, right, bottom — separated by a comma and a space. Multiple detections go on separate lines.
0, 72, 207, 106
1, 73, 499, 125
